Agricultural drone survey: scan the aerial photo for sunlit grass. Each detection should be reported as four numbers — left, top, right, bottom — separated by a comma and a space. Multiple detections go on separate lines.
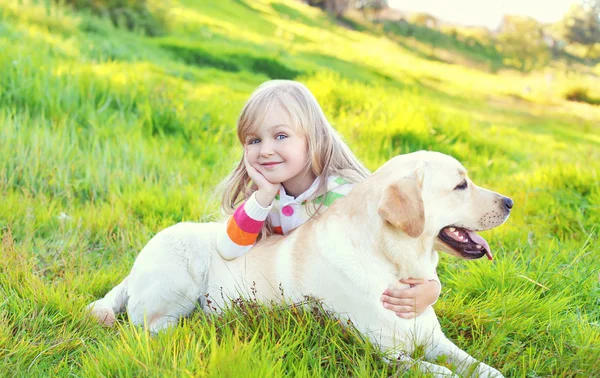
0, 0, 599, 376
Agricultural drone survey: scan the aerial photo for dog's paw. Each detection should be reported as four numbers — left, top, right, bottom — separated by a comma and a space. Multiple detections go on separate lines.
87, 302, 116, 327
476, 363, 504, 378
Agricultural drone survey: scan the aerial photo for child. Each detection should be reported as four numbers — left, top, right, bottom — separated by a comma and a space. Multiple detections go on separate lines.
216, 80, 440, 319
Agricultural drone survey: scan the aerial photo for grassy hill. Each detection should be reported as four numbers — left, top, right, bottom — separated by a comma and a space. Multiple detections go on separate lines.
0, 0, 599, 376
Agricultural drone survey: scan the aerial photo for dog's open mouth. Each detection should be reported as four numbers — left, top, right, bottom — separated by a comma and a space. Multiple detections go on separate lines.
438, 226, 493, 260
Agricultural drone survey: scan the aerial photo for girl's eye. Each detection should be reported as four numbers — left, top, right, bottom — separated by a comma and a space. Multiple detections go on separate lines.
275, 134, 287, 140
454, 180, 468, 190
248, 139, 260, 145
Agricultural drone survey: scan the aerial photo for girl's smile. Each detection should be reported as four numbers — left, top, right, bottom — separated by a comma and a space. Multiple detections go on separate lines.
260, 162, 282, 169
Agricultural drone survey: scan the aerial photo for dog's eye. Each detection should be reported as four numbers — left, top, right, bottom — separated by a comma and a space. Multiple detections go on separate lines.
454, 180, 468, 190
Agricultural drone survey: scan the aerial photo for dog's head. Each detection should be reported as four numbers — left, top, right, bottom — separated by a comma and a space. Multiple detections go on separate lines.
376, 151, 513, 260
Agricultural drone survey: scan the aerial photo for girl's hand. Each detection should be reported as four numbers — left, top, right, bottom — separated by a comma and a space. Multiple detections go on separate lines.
244, 147, 280, 207
380, 278, 441, 319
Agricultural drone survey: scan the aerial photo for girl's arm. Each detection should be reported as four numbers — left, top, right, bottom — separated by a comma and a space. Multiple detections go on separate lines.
216, 192, 272, 260
217, 146, 280, 260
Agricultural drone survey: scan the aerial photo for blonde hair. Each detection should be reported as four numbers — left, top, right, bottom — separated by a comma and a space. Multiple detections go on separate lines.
219, 80, 369, 239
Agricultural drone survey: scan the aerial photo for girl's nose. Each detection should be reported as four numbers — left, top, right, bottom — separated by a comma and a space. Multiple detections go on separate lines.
260, 143, 274, 157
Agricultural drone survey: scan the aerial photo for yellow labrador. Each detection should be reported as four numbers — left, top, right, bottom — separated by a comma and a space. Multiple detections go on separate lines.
88, 151, 512, 377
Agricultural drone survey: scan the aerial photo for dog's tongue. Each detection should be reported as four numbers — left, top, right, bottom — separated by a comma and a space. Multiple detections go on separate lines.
467, 231, 493, 260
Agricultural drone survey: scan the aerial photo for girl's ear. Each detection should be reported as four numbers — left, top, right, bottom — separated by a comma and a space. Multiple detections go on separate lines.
377, 170, 425, 238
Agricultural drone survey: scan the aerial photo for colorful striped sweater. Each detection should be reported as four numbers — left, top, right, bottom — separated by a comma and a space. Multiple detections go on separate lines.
216, 176, 354, 260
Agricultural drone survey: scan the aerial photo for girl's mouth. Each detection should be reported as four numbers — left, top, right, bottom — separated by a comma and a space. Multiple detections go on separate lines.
261, 162, 282, 168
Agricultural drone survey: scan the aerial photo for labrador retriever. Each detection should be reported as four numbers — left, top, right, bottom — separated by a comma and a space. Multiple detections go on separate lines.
88, 151, 512, 377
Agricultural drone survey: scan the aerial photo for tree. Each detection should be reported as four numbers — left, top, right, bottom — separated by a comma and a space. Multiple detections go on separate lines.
355, 0, 388, 20
585, 0, 600, 18
561, 2, 600, 58
305, 0, 388, 18
305, 0, 350, 17
409, 12, 438, 28
325, 0, 351, 17
497, 15, 551, 72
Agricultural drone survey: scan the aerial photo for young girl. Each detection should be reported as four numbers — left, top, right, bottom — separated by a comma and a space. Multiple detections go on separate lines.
216, 80, 440, 319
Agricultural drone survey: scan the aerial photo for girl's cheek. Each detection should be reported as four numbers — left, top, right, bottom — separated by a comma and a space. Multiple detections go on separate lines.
246, 144, 258, 154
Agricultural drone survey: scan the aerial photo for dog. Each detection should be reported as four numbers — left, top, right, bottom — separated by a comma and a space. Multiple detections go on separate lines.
88, 151, 512, 377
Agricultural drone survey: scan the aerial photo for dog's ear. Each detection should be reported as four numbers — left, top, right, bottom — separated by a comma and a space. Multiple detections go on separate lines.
377, 169, 425, 238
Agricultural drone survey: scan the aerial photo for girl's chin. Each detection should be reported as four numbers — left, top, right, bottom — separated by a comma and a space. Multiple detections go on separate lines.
258, 170, 282, 181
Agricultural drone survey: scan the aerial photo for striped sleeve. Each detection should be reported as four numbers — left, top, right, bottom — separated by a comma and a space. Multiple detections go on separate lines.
216, 192, 272, 260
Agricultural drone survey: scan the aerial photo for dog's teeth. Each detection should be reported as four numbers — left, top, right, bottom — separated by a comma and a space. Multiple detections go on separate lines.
476, 245, 483, 249
449, 227, 456, 232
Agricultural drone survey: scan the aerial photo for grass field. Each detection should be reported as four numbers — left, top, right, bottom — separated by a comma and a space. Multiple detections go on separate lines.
1, 0, 599, 376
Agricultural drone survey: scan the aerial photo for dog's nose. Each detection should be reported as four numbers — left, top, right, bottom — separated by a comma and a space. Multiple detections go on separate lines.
503, 197, 514, 211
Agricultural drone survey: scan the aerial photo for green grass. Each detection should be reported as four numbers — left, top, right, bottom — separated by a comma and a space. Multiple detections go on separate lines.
1, 0, 599, 376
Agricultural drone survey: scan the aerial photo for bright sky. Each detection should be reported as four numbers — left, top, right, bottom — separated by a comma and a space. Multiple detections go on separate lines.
388, 0, 581, 29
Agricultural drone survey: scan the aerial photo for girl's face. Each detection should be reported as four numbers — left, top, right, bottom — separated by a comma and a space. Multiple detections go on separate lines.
244, 104, 316, 197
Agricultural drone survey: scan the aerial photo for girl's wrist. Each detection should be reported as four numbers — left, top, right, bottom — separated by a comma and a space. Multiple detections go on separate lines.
429, 278, 441, 288
255, 189, 277, 208
427, 279, 441, 305
429, 279, 441, 294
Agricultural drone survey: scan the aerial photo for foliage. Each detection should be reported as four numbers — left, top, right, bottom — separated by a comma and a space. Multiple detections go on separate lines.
381, 19, 504, 71
305, 0, 350, 17
564, 86, 600, 105
0, 0, 599, 377
157, 40, 301, 79
355, 0, 388, 19
306, 0, 387, 18
560, 2, 600, 58
57, 0, 165, 35
409, 12, 438, 28
497, 15, 551, 72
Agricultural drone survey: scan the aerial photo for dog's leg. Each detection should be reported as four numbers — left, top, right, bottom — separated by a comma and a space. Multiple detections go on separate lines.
145, 308, 188, 335
424, 337, 503, 378
126, 268, 205, 333
87, 275, 130, 327
392, 353, 457, 377
118, 223, 214, 333
358, 311, 459, 377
